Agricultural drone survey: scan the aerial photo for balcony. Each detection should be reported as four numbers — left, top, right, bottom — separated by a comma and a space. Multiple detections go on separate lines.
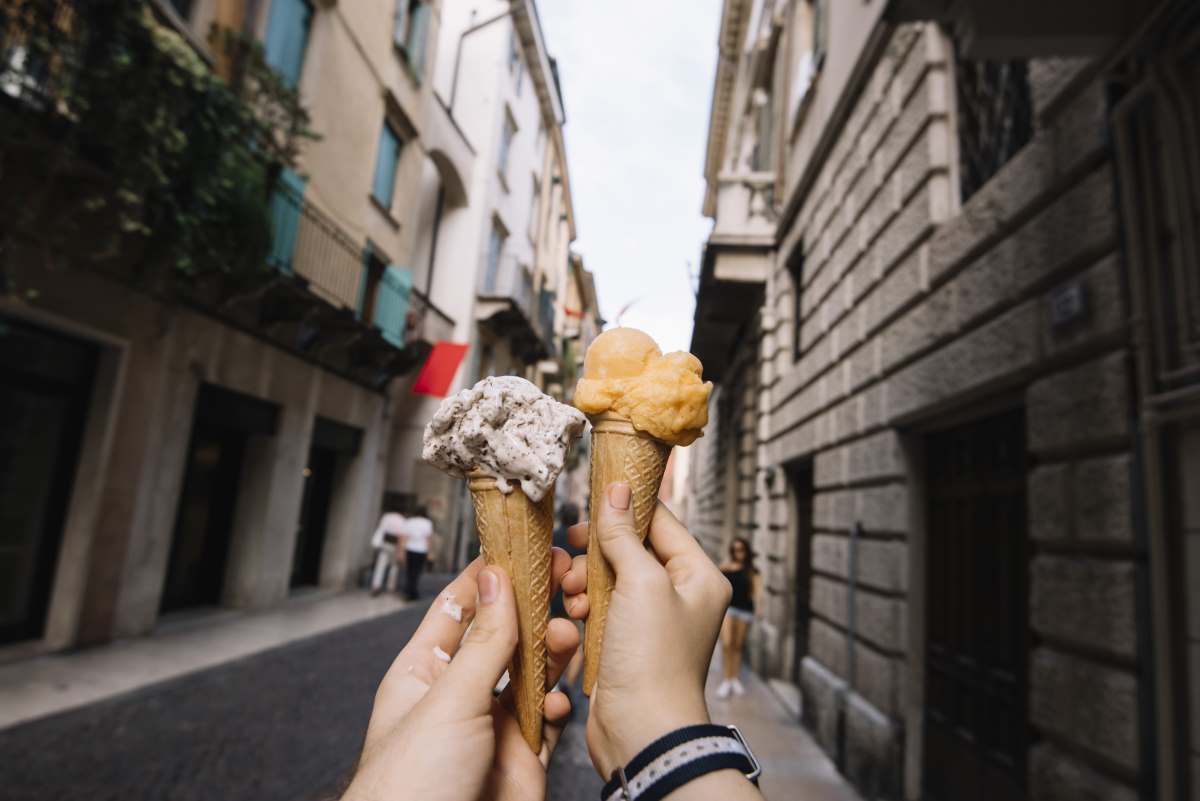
221, 174, 453, 389
475, 256, 553, 363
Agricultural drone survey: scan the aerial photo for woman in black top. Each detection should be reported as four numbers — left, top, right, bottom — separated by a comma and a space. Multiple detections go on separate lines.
717, 537, 761, 698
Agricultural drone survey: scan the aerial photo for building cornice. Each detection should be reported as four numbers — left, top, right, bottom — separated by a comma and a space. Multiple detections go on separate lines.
703, 0, 753, 218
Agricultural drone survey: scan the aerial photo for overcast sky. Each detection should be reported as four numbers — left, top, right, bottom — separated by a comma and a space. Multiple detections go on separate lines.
538, 2, 720, 353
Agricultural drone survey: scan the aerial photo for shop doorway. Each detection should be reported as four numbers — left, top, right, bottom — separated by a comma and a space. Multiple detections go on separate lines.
0, 317, 96, 645
161, 385, 278, 613
922, 408, 1028, 801
291, 417, 362, 589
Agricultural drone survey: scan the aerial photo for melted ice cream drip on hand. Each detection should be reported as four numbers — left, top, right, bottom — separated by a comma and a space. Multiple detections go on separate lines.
439, 592, 463, 623
421, 376, 587, 502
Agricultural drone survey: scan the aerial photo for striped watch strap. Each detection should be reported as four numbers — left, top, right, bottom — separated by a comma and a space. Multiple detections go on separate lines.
601, 724, 760, 801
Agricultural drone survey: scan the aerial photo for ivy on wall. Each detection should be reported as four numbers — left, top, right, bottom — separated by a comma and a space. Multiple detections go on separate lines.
0, 0, 316, 283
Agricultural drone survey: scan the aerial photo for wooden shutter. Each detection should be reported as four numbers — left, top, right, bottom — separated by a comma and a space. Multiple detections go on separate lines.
267, 168, 307, 273
263, 0, 312, 88
407, 2, 431, 82
371, 125, 401, 208
373, 265, 413, 348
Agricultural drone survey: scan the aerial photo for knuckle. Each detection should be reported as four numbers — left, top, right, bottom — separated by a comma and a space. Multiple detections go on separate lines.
466, 619, 517, 650
599, 520, 638, 542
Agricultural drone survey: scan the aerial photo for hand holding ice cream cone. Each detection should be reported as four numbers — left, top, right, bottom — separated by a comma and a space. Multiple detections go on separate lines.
572, 327, 712, 694
422, 376, 585, 752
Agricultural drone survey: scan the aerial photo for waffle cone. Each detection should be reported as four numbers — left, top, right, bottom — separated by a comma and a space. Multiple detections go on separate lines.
582, 413, 672, 696
468, 472, 554, 753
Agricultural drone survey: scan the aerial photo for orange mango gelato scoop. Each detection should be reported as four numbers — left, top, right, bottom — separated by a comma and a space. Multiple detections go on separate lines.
573, 327, 712, 446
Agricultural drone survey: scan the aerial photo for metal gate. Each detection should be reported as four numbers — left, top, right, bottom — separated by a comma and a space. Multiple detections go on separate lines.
923, 408, 1028, 801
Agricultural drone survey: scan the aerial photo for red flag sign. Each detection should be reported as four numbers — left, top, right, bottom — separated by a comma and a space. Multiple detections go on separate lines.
412, 341, 469, 397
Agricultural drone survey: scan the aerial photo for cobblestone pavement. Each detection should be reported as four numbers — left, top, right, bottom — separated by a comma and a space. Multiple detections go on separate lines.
0, 574, 602, 801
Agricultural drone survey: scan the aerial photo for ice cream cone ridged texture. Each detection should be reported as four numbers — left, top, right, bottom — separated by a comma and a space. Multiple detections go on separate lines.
468, 471, 553, 753
572, 327, 712, 446
421, 376, 586, 502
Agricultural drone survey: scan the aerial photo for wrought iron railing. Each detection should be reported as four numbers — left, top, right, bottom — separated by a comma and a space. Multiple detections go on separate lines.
480, 255, 537, 323
953, 40, 1033, 203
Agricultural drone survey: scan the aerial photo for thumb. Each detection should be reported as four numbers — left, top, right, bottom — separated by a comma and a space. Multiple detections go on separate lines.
595, 482, 659, 580
424, 567, 517, 717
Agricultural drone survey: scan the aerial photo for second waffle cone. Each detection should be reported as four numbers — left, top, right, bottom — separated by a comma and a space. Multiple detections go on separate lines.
468, 472, 554, 753
583, 413, 672, 696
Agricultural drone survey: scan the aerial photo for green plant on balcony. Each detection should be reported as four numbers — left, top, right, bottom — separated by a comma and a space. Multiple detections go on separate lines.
0, 0, 316, 289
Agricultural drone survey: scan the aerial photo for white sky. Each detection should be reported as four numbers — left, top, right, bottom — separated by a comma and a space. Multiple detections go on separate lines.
538, 1, 721, 354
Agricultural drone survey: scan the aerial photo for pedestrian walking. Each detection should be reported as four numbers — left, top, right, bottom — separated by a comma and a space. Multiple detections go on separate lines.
395, 506, 435, 601
369, 507, 406, 596
717, 536, 761, 698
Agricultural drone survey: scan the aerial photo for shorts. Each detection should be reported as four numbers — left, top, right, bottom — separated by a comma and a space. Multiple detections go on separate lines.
727, 607, 754, 624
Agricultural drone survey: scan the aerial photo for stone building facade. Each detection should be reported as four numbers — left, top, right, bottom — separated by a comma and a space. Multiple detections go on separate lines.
689, 1, 1200, 799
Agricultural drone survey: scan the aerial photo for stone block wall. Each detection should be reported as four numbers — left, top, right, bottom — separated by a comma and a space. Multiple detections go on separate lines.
734, 23, 1144, 801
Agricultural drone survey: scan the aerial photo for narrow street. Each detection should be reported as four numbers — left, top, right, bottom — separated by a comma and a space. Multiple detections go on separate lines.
0, 572, 858, 801
0, 575, 602, 801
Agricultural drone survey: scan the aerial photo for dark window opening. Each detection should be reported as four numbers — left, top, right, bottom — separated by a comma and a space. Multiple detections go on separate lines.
787, 244, 805, 360
953, 37, 1033, 203
786, 460, 814, 694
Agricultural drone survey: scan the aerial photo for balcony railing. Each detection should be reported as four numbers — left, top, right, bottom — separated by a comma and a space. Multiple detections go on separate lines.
268, 172, 362, 310
267, 172, 453, 351
476, 255, 553, 362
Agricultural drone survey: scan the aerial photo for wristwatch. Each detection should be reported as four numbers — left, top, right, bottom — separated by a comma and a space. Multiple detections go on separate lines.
601, 724, 761, 801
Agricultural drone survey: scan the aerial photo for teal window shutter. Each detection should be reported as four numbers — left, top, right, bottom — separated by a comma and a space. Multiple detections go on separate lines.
406, 2, 431, 81
484, 223, 505, 292
371, 124, 401, 208
373, 265, 413, 348
498, 115, 515, 176
264, 0, 313, 88
393, 1, 409, 49
268, 168, 307, 273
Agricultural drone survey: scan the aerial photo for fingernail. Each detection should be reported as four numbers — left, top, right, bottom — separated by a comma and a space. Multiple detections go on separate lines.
608, 482, 631, 511
478, 569, 499, 605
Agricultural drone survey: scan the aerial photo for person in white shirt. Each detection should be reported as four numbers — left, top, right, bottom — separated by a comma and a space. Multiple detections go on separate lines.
369, 509, 406, 596
395, 507, 435, 600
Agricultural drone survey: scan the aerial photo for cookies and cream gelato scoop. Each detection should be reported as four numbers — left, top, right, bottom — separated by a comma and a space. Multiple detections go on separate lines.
422, 375, 586, 503
573, 327, 712, 446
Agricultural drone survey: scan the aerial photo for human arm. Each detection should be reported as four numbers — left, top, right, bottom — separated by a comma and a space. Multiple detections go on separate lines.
559, 484, 766, 800
342, 549, 577, 801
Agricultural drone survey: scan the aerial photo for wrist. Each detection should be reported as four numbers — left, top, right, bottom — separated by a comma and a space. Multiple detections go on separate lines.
598, 697, 710, 776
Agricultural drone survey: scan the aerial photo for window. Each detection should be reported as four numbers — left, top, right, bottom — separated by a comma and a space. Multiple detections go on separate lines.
786, 244, 804, 359
953, 36, 1033, 203
394, 0, 431, 81
263, 0, 313, 89
498, 111, 517, 181
752, 87, 774, 171
484, 219, 508, 293
371, 123, 403, 210
529, 176, 541, 241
